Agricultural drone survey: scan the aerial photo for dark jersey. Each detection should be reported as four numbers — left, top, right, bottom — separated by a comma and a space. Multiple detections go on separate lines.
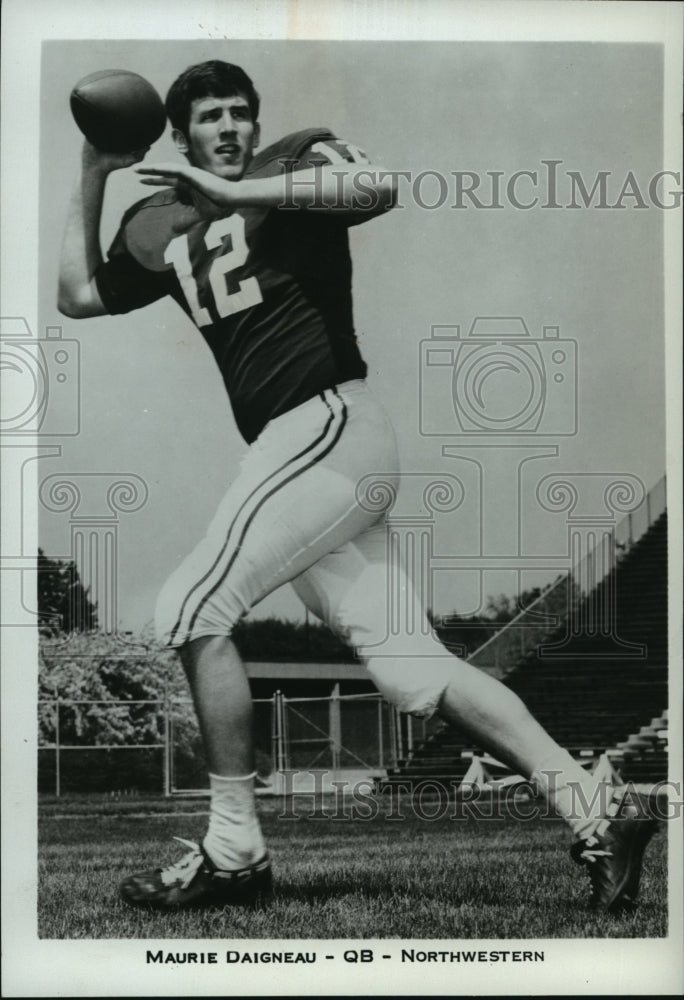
95, 128, 370, 443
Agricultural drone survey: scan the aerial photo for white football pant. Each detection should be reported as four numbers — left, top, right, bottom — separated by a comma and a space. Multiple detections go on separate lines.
156, 380, 459, 717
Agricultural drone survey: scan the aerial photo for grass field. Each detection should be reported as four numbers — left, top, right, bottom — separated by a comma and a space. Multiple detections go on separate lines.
38, 793, 667, 940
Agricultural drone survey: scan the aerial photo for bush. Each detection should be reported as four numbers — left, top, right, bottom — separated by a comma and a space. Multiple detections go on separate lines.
38, 632, 193, 793
37, 622, 319, 793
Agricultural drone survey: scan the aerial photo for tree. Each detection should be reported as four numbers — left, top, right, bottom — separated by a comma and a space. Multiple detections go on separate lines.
37, 549, 98, 634
433, 582, 561, 657
37, 632, 272, 793
232, 616, 356, 662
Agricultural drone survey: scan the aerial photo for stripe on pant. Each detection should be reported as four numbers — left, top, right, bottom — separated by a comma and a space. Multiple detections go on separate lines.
169, 388, 348, 645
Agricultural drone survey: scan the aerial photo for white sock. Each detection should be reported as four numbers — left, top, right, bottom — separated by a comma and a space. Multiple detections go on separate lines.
531, 750, 615, 840
202, 772, 267, 871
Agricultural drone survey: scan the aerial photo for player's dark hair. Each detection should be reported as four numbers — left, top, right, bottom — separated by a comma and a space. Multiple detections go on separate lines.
165, 60, 260, 136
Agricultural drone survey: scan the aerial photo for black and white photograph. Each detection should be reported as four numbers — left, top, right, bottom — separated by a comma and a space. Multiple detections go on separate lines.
1, 0, 682, 996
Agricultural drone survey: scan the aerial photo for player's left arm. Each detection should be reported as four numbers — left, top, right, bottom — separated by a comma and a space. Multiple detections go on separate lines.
137, 150, 397, 223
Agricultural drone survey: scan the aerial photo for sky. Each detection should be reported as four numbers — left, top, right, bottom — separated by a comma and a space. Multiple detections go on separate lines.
33, 37, 670, 633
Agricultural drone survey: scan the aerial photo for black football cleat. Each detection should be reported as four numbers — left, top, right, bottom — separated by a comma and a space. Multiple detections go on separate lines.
570, 792, 659, 912
119, 838, 273, 910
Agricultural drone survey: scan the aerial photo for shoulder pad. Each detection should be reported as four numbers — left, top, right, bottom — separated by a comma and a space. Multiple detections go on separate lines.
248, 127, 336, 173
117, 188, 178, 229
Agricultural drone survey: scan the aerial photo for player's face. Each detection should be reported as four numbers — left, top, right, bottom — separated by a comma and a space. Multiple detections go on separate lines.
176, 94, 260, 180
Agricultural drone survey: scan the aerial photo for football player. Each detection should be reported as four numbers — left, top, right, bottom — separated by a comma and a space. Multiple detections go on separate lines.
58, 59, 658, 913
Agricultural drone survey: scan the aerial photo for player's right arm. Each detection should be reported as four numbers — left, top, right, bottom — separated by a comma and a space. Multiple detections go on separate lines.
58, 142, 145, 318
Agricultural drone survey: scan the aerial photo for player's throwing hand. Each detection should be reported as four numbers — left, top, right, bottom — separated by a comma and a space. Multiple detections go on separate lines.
82, 140, 149, 174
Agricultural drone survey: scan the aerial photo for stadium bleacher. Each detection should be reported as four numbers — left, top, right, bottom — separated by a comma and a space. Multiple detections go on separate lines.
378, 511, 668, 791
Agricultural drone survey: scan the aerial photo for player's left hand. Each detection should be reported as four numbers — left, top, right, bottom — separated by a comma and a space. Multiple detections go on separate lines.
136, 163, 236, 211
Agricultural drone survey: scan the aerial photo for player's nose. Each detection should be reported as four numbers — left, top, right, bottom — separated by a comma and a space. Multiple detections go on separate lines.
217, 111, 238, 135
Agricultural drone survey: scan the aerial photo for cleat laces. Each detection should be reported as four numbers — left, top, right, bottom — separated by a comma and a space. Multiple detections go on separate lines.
159, 838, 204, 889
571, 833, 613, 866
578, 846, 613, 865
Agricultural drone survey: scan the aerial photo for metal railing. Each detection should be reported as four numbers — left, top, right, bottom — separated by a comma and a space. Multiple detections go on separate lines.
468, 475, 666, 677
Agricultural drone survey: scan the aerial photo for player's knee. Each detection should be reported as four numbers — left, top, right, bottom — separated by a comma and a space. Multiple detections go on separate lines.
364, 654, 456, 719
154, 573, 241, 648
177, 633, 236, 672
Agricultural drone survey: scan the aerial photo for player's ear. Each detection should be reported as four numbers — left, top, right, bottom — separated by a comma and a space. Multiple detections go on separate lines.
252, 122, 260, 148
172, 128, 190, 156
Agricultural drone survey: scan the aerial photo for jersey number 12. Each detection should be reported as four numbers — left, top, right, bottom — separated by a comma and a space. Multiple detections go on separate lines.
165, 215, 262, 327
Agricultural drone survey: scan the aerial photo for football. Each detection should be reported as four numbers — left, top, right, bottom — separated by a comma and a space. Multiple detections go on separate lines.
70, 70, 166, 154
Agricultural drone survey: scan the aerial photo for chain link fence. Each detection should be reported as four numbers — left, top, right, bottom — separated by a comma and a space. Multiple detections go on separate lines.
38, 689, 439, 796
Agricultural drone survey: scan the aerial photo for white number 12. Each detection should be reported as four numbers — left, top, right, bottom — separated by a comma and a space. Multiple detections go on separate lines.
164, 215, 262, 328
